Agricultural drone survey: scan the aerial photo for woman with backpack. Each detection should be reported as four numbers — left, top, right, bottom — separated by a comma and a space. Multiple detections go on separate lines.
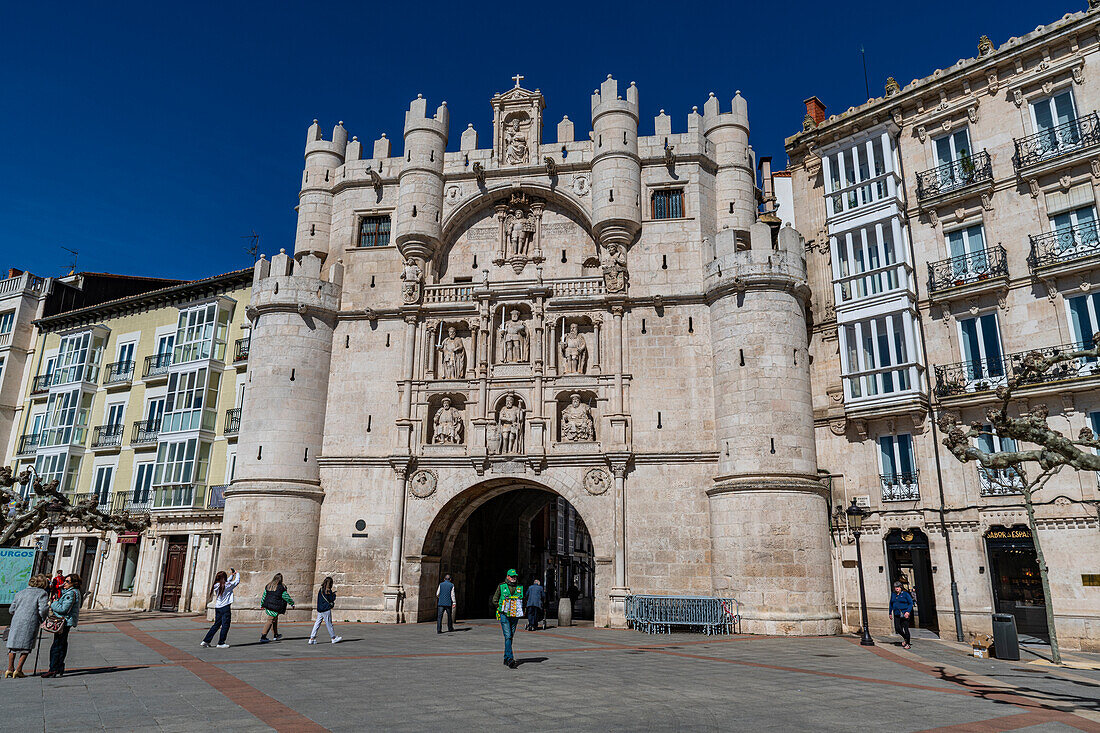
259, 573, 294, 643
200, 568, 239, 648
41, 573, 82, 678
308, 577, 342, 645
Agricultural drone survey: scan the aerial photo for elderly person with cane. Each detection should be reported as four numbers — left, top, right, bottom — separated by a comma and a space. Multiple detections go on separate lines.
5, 574, 51, 678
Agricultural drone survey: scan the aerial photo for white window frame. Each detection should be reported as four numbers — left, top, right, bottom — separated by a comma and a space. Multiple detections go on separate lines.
955, 312, 1006, 392
92, 463, 115, 507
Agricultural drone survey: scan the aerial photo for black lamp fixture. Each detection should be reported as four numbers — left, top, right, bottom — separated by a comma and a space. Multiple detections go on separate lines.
845, 499, 875, 647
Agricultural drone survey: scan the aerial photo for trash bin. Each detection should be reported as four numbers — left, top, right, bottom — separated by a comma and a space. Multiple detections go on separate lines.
991, 613, 1020, 661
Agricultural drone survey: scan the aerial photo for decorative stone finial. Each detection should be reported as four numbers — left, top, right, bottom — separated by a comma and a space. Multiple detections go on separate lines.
978, 35, 994, 56
885, 77, 901, 96
802, 114, 816, 132
280, 248, 286, 254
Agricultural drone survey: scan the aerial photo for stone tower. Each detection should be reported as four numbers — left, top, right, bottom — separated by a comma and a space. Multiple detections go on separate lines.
297, 120, 348, 260
395, 95, 449, 263
590, 76, 642, 254
704, 96, 839, 635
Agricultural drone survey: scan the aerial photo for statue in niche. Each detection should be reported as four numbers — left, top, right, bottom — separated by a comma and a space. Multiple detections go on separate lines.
505, 207, 535, 257
432, 397, 464, 444
498, 309, 530, 363
504, 117, 529, 165
437, 326, 467, 379
495, 394, 525, 454
560, 393, 595, 442
601, 244, 628, 293
401, 258, 423, 304
559, 322, 588, 375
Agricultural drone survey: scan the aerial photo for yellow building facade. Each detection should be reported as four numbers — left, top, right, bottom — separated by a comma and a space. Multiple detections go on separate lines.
8, 269, 252, 612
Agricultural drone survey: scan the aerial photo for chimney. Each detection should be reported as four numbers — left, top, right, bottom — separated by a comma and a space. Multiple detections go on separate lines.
7, 268, 23, 279
758, 156, 776, 214
804, 97, 827, 125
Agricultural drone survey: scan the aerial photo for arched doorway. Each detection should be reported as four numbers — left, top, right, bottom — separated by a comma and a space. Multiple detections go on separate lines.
419, 480, 597, 622
884, 528, 938, 634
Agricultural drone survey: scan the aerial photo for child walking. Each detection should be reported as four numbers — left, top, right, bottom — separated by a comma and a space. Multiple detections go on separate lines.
259, 573, 294, 643
308, 577, 342, 644
200, 568, 239, 648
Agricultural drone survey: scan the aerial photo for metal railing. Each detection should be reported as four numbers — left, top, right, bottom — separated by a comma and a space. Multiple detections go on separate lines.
143, 353, 171, 378
224, 408, 241, 435
104, 360, 135, 384
207, 485, 227, 510
1013, 112, 1100, 170
916, 150, 993, 200
625, 595, 741, 635
234, 337, 250, 362
1007, 340, 1100, 386
16, 433, 41, 455
91, 424, 124, 448
928, 246, 1008, 293
1028, 221, 1100, 271
880, 471, 921, 502
978, 467, 1025, 496
66, 491, 110, 511
933, 357, 1009, 398
111, 491, 153, 515
31, 374, 51, 394
131, 419, 160, 445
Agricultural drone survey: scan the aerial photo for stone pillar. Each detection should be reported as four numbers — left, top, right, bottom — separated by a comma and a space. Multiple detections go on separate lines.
383, 465, 409, 623
401, 315, 417, 418
592, 316, 602, 373
608, 462, 630, 628
611, 308, 624, 413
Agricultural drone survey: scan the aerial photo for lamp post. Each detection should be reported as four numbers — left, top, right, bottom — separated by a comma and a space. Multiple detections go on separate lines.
846, 499, 875, 646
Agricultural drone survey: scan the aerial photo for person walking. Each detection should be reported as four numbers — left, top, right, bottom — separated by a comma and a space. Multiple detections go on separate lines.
200, 568, 239, 648
436, 574, 456, 634
41, 573, 81, 678
524, 579, 545, 631
491, 569, 524, 669
259, 573, 294, 643
308, 577, 342, 645
889, 580, 915, 649
5, 574, 50, 678
50, 572, 65, 601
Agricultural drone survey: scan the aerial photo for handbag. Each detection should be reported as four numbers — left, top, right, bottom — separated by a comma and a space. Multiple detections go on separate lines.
41, 614, 65, 634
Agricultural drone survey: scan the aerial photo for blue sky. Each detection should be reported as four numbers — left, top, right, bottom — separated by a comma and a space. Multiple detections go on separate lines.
0, 0, 1080, 280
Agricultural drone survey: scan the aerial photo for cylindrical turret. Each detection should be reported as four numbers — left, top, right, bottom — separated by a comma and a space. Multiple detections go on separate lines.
295, 120, 347, 261
706, 222, 839, 636
221, 249, 342, 619
590, 76, 641, 249
704, 92, 755, 258
394, 95, 449, 263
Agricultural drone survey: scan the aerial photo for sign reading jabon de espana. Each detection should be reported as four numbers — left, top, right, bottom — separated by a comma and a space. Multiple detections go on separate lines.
0, 548, 37, 604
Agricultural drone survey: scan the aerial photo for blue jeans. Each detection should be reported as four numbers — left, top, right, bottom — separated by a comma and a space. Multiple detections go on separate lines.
49, 624, 70, 674
203, 605, 232, 645
500, 615, 519, 661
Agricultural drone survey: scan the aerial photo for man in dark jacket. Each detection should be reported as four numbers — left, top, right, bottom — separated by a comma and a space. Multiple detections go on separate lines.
888, 580, 915, 649
525, 579, 545, 631
436, 574, 456, 633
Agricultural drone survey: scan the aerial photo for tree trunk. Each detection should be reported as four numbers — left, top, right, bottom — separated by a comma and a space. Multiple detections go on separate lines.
1023, 485, 1061, 665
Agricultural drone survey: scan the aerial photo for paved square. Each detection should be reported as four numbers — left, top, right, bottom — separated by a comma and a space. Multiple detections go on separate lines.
2, 613, 1098, 732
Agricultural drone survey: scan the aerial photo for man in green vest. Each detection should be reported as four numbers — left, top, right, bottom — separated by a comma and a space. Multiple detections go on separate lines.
491, 569, 524, 669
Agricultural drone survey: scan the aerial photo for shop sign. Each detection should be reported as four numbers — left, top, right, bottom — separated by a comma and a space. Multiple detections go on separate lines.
986, 528, 1031, 540
117, 532, 139, 545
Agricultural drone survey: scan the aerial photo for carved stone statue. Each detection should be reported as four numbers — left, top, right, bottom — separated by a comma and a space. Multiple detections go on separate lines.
498, 309, 530, 363
495, 395, 524, 454
504, 118, 529, 165
601, 244, 628, 293
505, 208, 535, 257
401, 258, 423, 304
560, 393, 595, 442
432, 397, 464, 444
559, 322, 588, 375
438, 327, 466, 379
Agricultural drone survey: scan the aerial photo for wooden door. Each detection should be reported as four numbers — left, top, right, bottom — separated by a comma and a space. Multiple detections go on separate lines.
159, 538, 188, 611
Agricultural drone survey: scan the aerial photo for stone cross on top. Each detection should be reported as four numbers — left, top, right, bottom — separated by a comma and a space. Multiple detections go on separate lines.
512, 74, 524, 88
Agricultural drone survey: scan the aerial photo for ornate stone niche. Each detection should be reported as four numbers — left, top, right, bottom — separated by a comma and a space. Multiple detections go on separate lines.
549, 314, 600, 377
487, 393, 527, 456
427, 319, 475, 380
491, 81, 544, 167
426, 393, 467, 447
555, 389, 599, 445
492, 303, 534, 376
495, 192, 546, 274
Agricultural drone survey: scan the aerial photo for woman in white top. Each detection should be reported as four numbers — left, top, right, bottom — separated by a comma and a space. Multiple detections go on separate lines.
200, 568, 239, 648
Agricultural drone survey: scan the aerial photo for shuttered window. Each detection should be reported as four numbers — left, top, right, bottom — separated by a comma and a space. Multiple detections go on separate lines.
651, 189, 684, 219
358, 215, 392, 247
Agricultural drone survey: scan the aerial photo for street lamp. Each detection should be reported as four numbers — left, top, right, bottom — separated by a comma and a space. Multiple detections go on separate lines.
846, 499, 875, 647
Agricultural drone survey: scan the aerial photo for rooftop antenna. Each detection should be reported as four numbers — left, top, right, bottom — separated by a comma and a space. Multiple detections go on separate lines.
241, 230, 260, 261
61, 246, 78, 276
860, 45, 871, 100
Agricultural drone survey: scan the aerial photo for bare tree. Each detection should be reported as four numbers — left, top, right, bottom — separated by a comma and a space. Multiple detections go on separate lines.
937, 344, 1100, 666
0, 467, 149, 548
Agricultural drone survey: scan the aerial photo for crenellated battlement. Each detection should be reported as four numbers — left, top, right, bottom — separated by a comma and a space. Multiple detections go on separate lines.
404, 95, 449, 139
305, 120, 348, 163
248, 249, 342, 317
701, 91, 749, 138
591, 75, 639, 122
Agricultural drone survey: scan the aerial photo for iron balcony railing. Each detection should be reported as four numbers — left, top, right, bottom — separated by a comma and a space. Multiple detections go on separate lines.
224, 408, 241, 435
104, 360, 135, 384
978, 466, 1025, 496
111, 491, 153, 515
16, 433, 41, 455
31, 374, 52, 394
916, 151, 993, 200
880, 471, 921, 502
143, 353, 172, 378
91, 423, 124, 448
234, 337, 250, 361
1027, 220, 1100, 271
1013, 112, 1100, 170
928, 245, 1008, 294
1007, 340, 1100, 385
935, 340, 1100, 397
933, 356, 1009, 398
208, 485, 227, 510
66, 491, 110, 511
131, 419, 161, 445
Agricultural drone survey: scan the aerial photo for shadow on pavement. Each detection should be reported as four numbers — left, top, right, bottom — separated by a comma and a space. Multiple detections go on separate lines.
515, 657, 548, 666
48, 665, 150, 677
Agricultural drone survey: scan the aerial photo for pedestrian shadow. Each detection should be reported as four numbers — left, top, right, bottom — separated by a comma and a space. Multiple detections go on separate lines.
49, 665, 150, 677
515, 657, 549, 666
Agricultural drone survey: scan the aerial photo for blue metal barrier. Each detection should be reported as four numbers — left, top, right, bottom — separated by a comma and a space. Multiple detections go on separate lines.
625, 595, 741, 635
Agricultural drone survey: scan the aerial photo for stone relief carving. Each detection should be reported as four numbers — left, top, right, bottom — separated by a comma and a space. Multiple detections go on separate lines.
498, 309, 530, 364
409, 469, 438, 498
572, 175, 590, 196
505, 207, 535, 257
432, 397, 464, 444
489, 394, 525, 455
885, 77, 901, 96
559, 322, 588, 374
503, 114, 531, 165
561, 393, 596, 442
494, 192, 545, 272
601, 244, 628, 293
401, 258, 423, 304
583, 468, 610, 495
437, 326, 467, 379
977, 35, 994, 57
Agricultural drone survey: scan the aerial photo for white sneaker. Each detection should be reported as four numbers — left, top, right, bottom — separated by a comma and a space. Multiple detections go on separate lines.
199, 641, 209, 647
216, 644, 230, 649
331, 636, 343, 644
308, 638, 317, 645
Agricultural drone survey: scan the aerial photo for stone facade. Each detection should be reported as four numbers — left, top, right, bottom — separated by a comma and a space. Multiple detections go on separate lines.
222, 77, 840, 634
786, 5, 1100, 650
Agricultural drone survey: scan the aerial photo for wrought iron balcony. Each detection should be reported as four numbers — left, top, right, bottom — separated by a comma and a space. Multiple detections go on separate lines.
104, 360, 135, 385
31, 374, 51, 394
1027, 221, 1100, 271
928, 246, 1008, 294
1013, 112, 1100, 170
67, 491, 110, 510
131, 419, 161, 445
1008, 340, 1100, 387
16, 433, 41, 455
91, 423, 125, 448
916, 151, 993, 201
880, 471, 920, 502
933, 357, 1008, 398
234, 337, 250, 362
111, 491, 152, 515
224, 408, 241, 435
143, 353, 171, 379
978, 466, 1025, 496
207, 485, 227, 510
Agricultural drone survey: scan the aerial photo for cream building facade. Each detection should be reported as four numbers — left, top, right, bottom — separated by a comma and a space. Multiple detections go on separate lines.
7, 270, 252, 613
785, 4, 1100, 650
222, 76, 840, 634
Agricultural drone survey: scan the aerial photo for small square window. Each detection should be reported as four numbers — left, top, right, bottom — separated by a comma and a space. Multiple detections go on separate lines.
651, 189, 684, 220
358, 215, 392, 247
